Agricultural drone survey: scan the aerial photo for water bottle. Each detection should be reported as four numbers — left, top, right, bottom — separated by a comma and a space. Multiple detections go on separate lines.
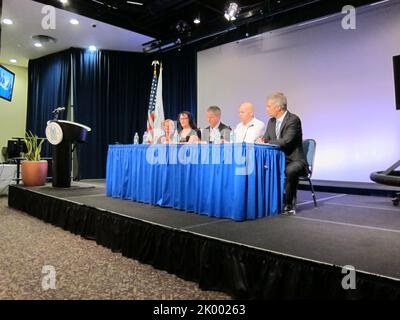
142, 132, 148, 144
230, 130, 235, 143
173, 131, 179, 144
133, 132, 139, 144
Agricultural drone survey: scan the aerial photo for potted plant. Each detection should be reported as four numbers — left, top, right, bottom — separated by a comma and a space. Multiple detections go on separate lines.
21, 131, 48, 187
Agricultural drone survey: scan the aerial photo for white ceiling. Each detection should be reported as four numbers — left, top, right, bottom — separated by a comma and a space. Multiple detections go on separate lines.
0, 0, 154, 67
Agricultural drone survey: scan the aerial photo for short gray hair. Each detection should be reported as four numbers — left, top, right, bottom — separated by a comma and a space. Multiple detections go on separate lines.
268, 92, 287, 111
207, 105, 221, 115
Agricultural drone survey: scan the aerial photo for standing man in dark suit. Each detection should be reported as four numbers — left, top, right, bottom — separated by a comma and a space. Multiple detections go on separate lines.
202, 106, 232, 143
257, 92, 308, 215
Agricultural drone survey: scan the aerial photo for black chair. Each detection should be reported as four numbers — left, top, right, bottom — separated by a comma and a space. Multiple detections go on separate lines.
299, 139, 317, 207
370, 160, 400, 206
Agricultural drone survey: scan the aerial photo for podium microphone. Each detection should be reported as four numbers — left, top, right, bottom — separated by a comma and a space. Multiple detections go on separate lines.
52, 107, 66, 113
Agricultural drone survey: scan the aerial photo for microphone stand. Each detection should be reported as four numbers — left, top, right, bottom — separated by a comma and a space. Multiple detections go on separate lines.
243, 124, 254, 143
52, 107, 65, 121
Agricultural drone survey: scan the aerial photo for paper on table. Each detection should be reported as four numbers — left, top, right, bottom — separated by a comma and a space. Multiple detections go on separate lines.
255, 142, 280, 147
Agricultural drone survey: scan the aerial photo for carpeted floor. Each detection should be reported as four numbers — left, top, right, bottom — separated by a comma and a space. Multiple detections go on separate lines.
0, 196, 230, 300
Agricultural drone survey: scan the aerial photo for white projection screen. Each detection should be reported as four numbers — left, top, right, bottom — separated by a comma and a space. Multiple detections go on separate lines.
197, 1, 400, 182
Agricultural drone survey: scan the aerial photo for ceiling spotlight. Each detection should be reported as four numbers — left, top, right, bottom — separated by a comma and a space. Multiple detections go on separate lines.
34, 42, 43, 48
70, 19, 79, 25
194, 17, 201, 24
89, 45, 97, 52
59, 0, 69, 4
9, 58, 17, 63
175, 20, 190, 34
224, 2, 240, 21
2, 18, 13, 25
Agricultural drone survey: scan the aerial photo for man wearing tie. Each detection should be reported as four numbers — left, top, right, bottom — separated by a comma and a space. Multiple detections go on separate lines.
235, 102, 265, 143
257, 93, 308, 215
202, 106, 232, 143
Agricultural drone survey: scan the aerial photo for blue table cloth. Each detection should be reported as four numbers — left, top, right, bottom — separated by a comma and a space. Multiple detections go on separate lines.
106, 143, 285, 221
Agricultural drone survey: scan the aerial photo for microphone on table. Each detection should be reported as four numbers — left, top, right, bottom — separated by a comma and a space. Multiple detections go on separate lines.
243, 124, 254, 143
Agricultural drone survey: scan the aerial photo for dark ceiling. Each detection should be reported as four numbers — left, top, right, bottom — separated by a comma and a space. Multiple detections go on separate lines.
33, 0, 383, 52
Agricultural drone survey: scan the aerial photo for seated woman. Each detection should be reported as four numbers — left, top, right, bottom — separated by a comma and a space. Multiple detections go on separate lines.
178, 111, 201, 143
157, 119, 175, 144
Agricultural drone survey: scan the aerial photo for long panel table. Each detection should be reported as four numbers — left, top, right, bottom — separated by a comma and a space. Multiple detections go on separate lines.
106, 143, 285, 221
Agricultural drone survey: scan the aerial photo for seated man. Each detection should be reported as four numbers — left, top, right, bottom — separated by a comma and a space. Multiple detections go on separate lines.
235, 102, 265, 143
256, 92, 308, 215
202, 106, 231, 143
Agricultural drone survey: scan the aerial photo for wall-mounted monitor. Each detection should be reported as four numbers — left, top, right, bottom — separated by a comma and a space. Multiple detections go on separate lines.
0, 65, 16, 102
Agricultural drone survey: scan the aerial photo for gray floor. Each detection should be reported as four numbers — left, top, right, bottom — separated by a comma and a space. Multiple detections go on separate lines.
22, 181, 400, 280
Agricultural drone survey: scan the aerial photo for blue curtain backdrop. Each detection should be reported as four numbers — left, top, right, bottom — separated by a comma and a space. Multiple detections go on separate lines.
27, 50, 71, 156
26, 47, 198, 179
155, 48, 198, 122
72, 48, 152, 179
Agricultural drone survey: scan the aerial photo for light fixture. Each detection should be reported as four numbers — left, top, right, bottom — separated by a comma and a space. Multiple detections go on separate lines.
31, 35, 57, 48
127, 1, 143, 5
89, 45, 97, 52
69, 19, 79, 25
370, 0, 390, 6
9, 58, 17, 63
194, 16, 201, 24
175, 20, 190, 34
59, 0, 69, 4
142, 39, 181, 54
2, 18, 13, 25
224, 2, 240, 21
142, 40, 162, 53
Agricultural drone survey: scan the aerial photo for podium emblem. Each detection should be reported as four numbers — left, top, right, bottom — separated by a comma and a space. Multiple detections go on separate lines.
46, 122, 63, 145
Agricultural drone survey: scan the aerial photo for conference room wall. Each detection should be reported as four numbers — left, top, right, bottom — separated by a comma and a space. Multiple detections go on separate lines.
197, 2, 400, 183
0, 64, 28, 163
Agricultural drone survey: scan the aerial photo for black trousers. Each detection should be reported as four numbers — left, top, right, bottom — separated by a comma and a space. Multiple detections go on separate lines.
284, 160, 308, 206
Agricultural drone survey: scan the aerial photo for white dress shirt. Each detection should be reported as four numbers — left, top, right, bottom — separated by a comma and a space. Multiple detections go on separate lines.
209, 121, 221, 142
235, 117, 266, 143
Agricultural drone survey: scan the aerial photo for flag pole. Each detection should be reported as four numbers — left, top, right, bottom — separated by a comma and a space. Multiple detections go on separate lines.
154, 62, 164, 143
147, 60, 160, 144
152, 60, 160, 76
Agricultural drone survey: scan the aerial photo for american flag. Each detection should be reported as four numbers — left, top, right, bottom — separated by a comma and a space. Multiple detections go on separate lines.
146, 61, 164, 143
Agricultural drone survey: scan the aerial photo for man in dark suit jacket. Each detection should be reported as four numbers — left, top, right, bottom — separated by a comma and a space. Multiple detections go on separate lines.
257, 92, 308, 215
202, 106, 232, 143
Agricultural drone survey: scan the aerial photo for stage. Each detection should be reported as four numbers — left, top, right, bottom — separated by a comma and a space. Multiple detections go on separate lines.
7, 181, 400, 299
